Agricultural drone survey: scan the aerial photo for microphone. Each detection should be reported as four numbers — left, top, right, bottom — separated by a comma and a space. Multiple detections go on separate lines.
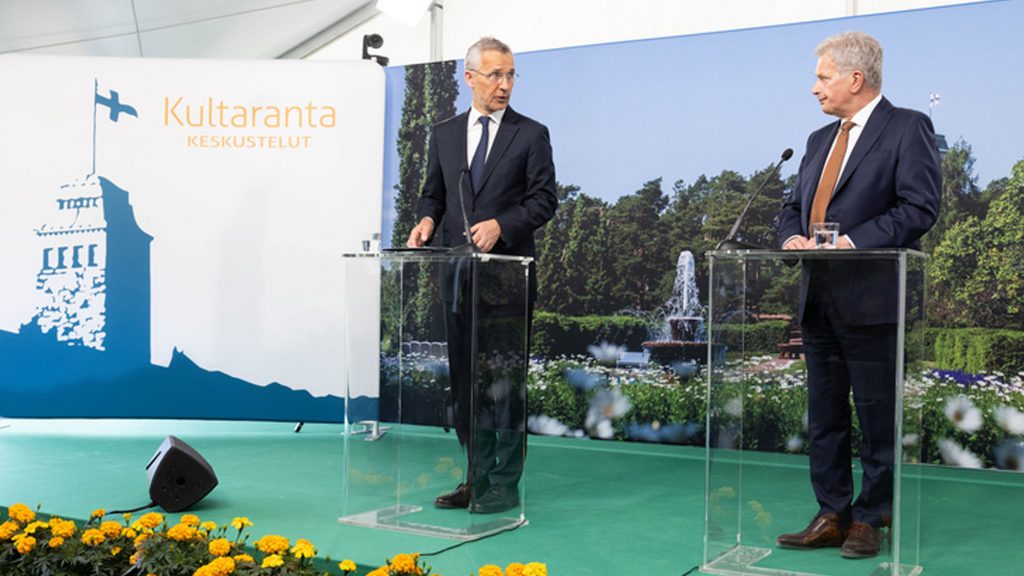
449, 165, 479, 254
716, 148, 794, 251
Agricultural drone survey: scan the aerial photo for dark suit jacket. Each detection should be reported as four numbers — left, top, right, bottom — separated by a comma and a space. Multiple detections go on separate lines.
777, 97, 941, 325
417, 106, 558, 260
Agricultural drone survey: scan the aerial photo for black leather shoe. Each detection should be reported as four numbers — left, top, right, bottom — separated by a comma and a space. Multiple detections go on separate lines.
776, 513, 849, 549
433, 483, 471, 509
468, 485, 520, 514
841, 522, 882, 559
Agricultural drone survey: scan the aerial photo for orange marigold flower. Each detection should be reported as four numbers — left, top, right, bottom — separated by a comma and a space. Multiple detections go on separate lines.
261, 554, 285, 568
15, 535, 36, 554
23, 520, 49, 535
366, 567, 390, 576
233, 553, 255, 563
130, 552, 141, 565
391, 553, 421, 574
81, 528, 105, 546
134, 533, 150, 548
137, 512, 164, 530
90, 509, 106, 519
180, 514, 201, 527
122, 527, 138, 539
230, 517, 253, 531
0, 520, 20, 541
291, 537, 315, 559
523, 562, 547, 576
166, 523, 197, 542
50, 519, 76, 538
100, 520, 123, 538
505, 563, 525, 576
204, 557, 235, 576
201, 521, 218, 531
8, 503, 35, 523
479, 565, 503, 576
111, 546, 122, 556
208, 537, 232, 557
254, 534, 290, 554
338, 559, 357, 572
49, 536, 65, 548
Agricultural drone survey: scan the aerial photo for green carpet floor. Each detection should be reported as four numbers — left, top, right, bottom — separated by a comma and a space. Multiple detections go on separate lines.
1, 418, 1021, 575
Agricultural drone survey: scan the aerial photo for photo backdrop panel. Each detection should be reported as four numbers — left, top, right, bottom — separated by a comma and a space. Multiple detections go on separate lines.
0, 55, 383, 421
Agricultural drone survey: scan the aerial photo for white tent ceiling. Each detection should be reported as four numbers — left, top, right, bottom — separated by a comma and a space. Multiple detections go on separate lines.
0, 0, 378, 59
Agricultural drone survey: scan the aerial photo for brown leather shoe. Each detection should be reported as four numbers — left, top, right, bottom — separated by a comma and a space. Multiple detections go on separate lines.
841, 522, 882, 559
433, 483, 471, 509
777, 513, 849, 549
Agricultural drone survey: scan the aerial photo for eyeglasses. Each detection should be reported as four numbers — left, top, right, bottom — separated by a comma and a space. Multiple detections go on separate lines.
469, 69, 519, 83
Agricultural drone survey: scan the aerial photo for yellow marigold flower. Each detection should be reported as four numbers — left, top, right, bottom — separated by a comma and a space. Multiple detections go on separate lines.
254, 534, 290, 554
181, 514, 200, 527
523, 562, 547, 576
505, 563, 525, 576
366, 567, 390, 576
231, 517, 253, 531
137, 512, 164, 530
205, 557, 235, 576
90, 508, 106, 519
15, 535, 36, 554
123, 513, 133, 521
23, 520, 49, 535
8, 503, 35, 523
261, 554, 284, 568
134, 533, 150, 548
201, 521, 218, 531
0, 520, 20, 540
49, 536, 65, 548
130, 552, 141, 565
338, 559, 357, 572
291, 537, 315, 559
390, 553, 421, 573
81, 528, 105, 546
49, 518, 76, 538
100, 520, 123, 538
111, 546, 122, 556
208, 537, 232, 556
166, 523, 197, 542
479, 565, 503, 576
194, 567, 214, 576
122, 526, 138, 539
233, 553, 255, 563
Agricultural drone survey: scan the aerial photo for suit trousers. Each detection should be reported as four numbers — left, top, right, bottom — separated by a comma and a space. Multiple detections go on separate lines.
801, 264, 896, 527
443, 258, 529, 494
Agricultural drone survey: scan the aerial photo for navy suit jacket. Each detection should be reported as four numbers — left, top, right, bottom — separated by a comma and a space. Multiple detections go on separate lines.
417, 106, 558, 260
777, 97, 941, 325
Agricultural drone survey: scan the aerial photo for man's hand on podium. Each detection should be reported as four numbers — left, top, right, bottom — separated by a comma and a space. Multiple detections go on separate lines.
407, 217, 435, 248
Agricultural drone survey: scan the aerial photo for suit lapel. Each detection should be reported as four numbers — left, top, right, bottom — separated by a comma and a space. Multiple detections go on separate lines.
476, 107, 519, 194
833, 97, 894, 196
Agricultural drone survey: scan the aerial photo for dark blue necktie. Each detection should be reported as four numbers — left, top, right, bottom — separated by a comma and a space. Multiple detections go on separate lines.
470, 116, 490, 193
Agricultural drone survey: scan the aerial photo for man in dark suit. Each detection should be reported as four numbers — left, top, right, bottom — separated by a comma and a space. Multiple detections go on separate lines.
407, 37, 557, 514
776, 31, 940, 558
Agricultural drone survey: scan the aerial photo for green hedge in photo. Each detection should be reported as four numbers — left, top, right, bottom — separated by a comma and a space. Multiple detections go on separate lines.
932, 328, 1024, 375
713, 320, 791, 355
531, 312, 651, 357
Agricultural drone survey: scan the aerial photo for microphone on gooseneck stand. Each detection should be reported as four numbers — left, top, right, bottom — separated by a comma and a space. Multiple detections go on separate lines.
449, 165, 479, 255
716, 147, 794, 251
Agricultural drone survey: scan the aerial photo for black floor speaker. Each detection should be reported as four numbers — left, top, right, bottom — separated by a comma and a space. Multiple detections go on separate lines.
146, 435, 218, 513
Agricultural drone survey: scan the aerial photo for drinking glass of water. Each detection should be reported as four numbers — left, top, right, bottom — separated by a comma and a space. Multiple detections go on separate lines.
813, 222, 839, 249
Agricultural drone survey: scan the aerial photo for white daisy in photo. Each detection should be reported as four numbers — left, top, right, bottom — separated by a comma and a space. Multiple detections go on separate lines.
785, 435, 804, 453
943, 395, 983, 433
587, 341, 626, 366
994, 440, 1024, 471
938, 438, 983, 469
527, 414, 570, 437
994, 405, 1024, 435
585, 388, 632, 431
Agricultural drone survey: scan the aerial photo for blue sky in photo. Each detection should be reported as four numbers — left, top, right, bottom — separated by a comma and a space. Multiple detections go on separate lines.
382, 0, 1022, 244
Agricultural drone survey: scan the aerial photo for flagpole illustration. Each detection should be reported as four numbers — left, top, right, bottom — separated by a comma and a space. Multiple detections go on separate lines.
91, 79, 98, 177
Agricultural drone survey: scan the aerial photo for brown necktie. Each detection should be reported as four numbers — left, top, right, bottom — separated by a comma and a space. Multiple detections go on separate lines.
809, 120, 855, 228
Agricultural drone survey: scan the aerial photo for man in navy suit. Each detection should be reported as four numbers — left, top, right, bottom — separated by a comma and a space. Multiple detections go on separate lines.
408, 37, 557, 514
776, 31, 940, 558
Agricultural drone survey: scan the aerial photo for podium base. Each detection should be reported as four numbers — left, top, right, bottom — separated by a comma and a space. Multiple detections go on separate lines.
338, 505, 526, 541
701, 546, 922, 576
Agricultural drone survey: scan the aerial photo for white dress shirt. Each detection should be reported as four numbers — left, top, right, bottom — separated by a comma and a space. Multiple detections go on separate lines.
467, 106, 505, 167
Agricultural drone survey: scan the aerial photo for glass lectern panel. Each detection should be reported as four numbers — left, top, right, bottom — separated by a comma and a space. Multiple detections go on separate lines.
339, 251, 531, 540
703, 249, 926, 576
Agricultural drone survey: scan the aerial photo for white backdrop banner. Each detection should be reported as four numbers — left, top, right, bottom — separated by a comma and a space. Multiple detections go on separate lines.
0, 55, 382, 422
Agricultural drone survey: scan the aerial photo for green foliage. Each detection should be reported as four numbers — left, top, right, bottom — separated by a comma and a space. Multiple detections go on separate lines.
932, 328, 1024, 375
713, 321, 791, 354
530, 312, 651, 357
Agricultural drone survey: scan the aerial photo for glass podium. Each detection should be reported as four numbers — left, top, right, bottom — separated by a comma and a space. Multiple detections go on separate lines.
338, 250, 531, 540
702, 249, 926, 576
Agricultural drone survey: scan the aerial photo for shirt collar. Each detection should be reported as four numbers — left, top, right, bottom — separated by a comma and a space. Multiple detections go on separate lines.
469, 106, 506, 128
848, 93, 882, 129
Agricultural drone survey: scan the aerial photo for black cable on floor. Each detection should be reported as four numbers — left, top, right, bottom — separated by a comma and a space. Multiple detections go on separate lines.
680, 564, 700, 575
420, 518, 527, 557
87, 500, 157, 525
